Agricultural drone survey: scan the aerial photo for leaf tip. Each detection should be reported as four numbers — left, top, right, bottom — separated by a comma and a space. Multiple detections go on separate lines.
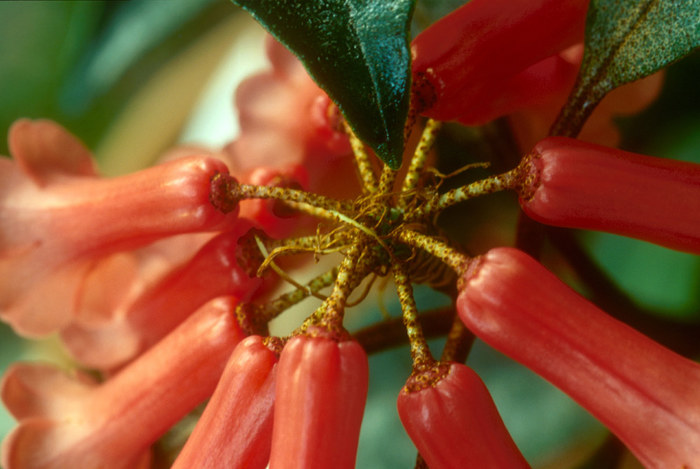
376, 142, 403, 170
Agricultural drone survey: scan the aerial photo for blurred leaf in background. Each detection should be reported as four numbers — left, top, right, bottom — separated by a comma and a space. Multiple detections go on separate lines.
0, 1, 101, 155
0, 0, 237, 163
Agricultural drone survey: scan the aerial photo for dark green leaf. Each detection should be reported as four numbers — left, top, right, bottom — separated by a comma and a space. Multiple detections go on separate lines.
551, 0, 700, 137
232, 0, 415, 169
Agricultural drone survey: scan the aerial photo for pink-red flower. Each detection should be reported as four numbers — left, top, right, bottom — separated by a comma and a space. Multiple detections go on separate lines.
0, 0, 695, 466
397, 362, 529, 469
411, 0, 589, 125
171, 335, 279, 469
60, 226, 261, 370
457, 247, 700, 468
1, 297, 245, 469
222, 36, 356, 209
518, 136, 700, 254
0, 30, 366, 467
0, 119, 238, 337
411, 0, 663, 149
268, 329, 369, 469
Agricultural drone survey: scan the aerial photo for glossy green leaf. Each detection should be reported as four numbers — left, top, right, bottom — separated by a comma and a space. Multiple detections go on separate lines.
551, 0, 700, 137
231, 0, 415, 169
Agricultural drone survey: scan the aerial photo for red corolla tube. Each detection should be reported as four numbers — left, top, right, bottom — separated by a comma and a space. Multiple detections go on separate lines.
518, 136, 700, 254
411, 0, 588, 123
268, 331, 368, 469
457, 247, 700, 468
172, 335, 278, 469
397, 362, 530, 469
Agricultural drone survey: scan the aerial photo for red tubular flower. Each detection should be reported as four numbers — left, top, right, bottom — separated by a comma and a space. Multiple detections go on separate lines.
172, 335, 278, 469
397, 362, 530, 469
457, 247, 700, 468
518, 136, 700, 254
411, 0, 589, 124
0, 119, 239, 336
60, 225, 261, 370
268, 330, 369, 469
0, 296, 245, 469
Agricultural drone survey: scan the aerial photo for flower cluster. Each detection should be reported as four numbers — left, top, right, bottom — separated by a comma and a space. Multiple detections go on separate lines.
2, 0, 699, 468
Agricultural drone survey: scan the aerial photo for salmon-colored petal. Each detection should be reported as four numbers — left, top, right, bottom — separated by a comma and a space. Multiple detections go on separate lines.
269, 334, 368, 469
173, 335, 278, 469
1, 120, 241, 337
8, 119, 97, 187
1, 297, 245, 469
61, 229, 260, 370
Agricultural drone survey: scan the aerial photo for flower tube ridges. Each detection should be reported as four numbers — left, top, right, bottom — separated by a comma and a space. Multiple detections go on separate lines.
457, 247, 700, 468
172, 335, 279, 469
518, 136, 700, 254
268, 329, 369, 469
397, 362, 530, 469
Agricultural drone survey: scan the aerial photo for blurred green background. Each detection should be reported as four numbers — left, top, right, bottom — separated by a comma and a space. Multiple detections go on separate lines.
1, 1, 699, 468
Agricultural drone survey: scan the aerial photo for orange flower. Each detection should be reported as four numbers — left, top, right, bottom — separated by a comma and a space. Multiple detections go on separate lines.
457, 248, 700, 468
398, 362, 529, 469
1, 297, 245, 469
172, 335, 279, 469
269, 330, 368, 469
0, 119, 238, 336
60, 226, 261, 370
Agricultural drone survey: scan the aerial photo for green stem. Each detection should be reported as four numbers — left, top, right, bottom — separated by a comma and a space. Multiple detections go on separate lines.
393, 263, 436, 371
352, 307, 455, 355
234, 182, 352, 211
255, 232, 351, 275
236, 267, 339, 336
439, 316, 475, 364
548, 78, 607, 138
400, 119, 442, 207
397, 229, 470, 276
411, 168, 519, 220
298, 242, 371, 333
345, 121, 378, 194
377, 164, 398, 196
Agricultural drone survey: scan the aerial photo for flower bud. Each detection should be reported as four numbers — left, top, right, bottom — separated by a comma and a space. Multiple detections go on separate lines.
397, 362, 529, 469
269, 332, 368, 469
172, 335, 279, 469
518, 136, 700, 254
457, 247, 700, 468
